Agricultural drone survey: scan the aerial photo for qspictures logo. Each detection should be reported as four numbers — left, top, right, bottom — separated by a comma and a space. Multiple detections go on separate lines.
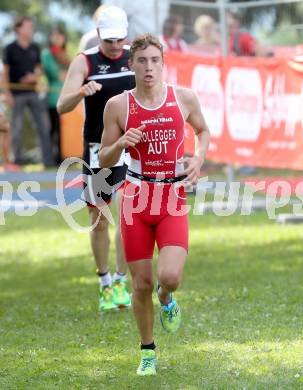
1, 158, 303, 231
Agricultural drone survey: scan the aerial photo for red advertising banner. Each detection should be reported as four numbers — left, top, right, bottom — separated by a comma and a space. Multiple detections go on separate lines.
164, 52, 303, 170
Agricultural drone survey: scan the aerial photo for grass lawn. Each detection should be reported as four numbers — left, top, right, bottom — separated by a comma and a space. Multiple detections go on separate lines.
1, 199, 303, 389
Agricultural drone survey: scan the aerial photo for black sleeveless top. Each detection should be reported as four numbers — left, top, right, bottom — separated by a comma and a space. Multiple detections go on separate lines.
82, 46, 135, 143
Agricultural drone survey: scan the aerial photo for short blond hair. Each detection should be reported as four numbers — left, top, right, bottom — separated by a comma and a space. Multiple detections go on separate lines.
130, 33, 163, 61
194, 14, 215, 36
93, 5, 108, 22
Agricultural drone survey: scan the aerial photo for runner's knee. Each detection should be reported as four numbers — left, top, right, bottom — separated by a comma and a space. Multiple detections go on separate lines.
159, 272, 181, 292
133, 276, 154, 296
89, 208, 109, 231
91, 215, 109, 234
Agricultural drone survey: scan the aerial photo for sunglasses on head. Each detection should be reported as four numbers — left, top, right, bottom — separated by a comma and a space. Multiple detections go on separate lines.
103, 38, 125, 44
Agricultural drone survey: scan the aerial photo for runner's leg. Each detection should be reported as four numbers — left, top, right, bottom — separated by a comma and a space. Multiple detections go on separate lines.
157, 246, 187, 304
128, 259, 154, 344
114, 189, 127, 275
88, 206, 110, 274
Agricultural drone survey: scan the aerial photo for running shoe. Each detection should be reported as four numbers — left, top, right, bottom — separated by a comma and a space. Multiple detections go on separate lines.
99, 286, 117, 311
136, 349, 157, 376
112, 280, 131, 308
159, 298, 181, 333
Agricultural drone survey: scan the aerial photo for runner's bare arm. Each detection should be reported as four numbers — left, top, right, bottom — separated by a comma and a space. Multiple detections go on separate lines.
57, 54, 102, 114
185, 88, 210, 162
99, 97, 125, 167
99, 95, 144, 168
177, 87, 210, 184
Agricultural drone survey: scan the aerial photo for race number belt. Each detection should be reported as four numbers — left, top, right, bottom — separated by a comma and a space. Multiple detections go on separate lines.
127, 169, 186, 183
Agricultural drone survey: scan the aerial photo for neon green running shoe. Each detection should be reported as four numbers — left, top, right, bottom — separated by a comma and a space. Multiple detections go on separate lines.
99, 286, 117, 311
112, 280, 131, 308
136, 349, 157, 376
159, 298, 181, 333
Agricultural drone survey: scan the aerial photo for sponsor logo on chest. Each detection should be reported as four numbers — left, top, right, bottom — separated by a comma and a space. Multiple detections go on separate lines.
97, 64, 110, 74
141, 116, 173, 125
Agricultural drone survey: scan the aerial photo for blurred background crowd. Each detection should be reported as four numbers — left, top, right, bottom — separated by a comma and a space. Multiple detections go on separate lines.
1, 0, 303, 171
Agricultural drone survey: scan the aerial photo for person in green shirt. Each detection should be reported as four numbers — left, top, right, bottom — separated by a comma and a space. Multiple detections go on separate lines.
42, 27, 69, 164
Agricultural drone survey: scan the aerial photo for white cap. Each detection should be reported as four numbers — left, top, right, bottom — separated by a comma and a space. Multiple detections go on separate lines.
97, 6, 128, 40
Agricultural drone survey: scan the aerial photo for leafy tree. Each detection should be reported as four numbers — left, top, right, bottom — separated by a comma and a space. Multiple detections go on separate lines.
229, 0, 303, 45
1, 0, 101, 54
1, 0, 100, 15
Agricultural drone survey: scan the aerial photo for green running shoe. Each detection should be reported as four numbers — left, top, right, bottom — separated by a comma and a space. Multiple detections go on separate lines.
99, 286, 117, 311
136, 349, 157, 376
112, 280, 131, 308
159, 298, 181, 333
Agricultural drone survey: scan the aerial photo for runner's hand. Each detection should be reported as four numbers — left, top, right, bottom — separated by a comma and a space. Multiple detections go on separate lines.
177, 155, 204, 185
80, 81, 102, 97
119, 125, 145, 148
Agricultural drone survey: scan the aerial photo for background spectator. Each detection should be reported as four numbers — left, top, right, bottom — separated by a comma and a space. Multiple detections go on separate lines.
159, 15, 188, 52
2, 16, 53, 167
42, 27, 69, 164
189, 14, 220, 56
227, 11, 260, 56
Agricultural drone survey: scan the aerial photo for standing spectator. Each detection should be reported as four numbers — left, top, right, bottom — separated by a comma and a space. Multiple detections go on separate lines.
227, 11, 259, 56
159, 15, 188, 52
189, 14, 220, 56
42, 27, 69, 164
2, 16, 53, 167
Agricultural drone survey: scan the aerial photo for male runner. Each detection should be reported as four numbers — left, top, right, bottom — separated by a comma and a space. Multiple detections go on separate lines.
57, 6, 135, 311
99, 34, 210, 375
